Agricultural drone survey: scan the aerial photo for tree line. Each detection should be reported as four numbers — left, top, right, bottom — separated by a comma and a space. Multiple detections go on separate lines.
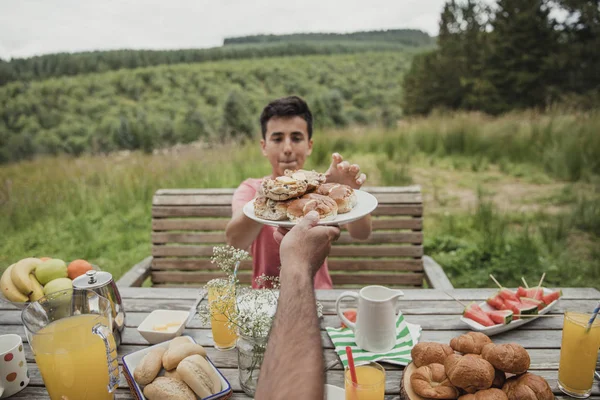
403, 0, 600, 115
223, 29, 433, 47
0, 29, 431, 86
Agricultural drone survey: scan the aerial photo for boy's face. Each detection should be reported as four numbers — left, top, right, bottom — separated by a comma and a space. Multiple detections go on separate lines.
261, 116, 313, 178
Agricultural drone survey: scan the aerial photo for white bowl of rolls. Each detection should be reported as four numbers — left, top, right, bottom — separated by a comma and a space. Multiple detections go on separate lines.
123, 335, 232, 400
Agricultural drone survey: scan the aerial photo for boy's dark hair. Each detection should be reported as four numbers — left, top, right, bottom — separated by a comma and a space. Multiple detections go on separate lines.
260, 96, 313, 139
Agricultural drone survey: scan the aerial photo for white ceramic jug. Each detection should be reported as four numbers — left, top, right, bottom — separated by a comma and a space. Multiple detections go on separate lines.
336, 285, 404, 353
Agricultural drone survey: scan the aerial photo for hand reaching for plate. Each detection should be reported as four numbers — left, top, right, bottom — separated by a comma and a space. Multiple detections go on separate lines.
325, 153, 367, 190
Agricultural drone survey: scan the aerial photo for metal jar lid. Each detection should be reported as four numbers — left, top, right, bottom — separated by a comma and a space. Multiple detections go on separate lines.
72, 270, 114, 289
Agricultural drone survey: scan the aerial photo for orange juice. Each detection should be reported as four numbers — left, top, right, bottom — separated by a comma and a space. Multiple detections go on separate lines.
345, 363, 385, 400
208, 280, 237, 350
32, 314, 117, 400
558, 312, 600, 398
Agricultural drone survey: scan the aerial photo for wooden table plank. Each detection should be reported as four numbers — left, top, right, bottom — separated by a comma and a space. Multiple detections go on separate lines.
3, 287, 598, 399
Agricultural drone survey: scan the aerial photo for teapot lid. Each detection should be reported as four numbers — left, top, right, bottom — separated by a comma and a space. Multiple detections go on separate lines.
72, 270, 113, 289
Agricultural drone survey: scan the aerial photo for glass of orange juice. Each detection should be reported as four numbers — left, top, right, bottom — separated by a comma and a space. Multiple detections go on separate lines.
207, 278, 238, 350
21, 289, 119, 400
558, 311, 600, 398
344, 362, 385, 400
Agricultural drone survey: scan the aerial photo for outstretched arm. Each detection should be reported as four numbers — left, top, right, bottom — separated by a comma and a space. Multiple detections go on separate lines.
255, 212, 340, 400
325, 153, 372, 240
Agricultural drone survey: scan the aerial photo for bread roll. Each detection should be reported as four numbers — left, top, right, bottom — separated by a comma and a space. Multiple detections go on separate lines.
254, 196, 290, 221
315, 183, 357, 213
287, 193, 338, 222
261, 176, 308, 200
164, 368, 184, 381
162, 342, 207, 370
502, 373, 553, 400
410, 363, 459, 399
134, 347, 166, 386
459, 388, 508, 400
481, 343, 530, 374
169, 336, 192, 349
450, 332, 492, 354
284, 169, 326, 191
177, 354, 222, 397
142, 377, 196, 400
444, 353, 495, 394
411, 342, 455, 368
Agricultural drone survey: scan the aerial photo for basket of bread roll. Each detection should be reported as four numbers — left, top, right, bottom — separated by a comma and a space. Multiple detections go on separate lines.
122, 335, 232, 400
400, 332, 554, 400
250, 169, 370, 224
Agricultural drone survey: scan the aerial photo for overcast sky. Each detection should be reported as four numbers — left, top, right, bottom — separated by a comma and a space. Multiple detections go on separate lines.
0, 0, 446, 60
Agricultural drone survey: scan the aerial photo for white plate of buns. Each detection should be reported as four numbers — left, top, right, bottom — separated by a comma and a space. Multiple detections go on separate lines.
243, 169, 378, 227
122, 335, 232, 400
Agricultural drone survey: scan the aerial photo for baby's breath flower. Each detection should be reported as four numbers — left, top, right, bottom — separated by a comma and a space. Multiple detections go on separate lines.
211, 245, 251, 274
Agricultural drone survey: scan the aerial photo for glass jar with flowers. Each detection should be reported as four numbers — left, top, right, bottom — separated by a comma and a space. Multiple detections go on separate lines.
198, 245, 322, 397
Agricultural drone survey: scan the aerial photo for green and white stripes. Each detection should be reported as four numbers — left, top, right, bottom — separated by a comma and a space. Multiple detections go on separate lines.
326, 313, 421, 368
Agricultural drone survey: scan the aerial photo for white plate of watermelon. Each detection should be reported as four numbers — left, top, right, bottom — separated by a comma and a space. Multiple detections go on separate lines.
460, 287, 562, 336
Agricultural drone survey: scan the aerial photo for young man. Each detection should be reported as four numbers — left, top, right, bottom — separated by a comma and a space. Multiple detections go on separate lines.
254, 211, 340, 400
226, 96, 372, 289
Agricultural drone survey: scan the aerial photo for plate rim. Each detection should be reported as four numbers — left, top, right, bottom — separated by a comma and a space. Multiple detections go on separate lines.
243, 188, 378, 227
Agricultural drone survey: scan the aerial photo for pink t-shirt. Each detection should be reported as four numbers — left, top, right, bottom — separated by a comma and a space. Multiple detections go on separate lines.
232, 178, 333, 289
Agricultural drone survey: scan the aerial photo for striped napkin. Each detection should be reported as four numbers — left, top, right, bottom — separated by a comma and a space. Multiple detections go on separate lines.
325, 312, 421, 367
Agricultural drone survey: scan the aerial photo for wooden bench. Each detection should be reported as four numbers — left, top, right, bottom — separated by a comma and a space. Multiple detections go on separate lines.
117, 186, 453, 289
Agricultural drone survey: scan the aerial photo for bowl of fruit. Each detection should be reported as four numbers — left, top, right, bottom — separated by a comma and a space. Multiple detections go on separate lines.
0, 257, 96, 309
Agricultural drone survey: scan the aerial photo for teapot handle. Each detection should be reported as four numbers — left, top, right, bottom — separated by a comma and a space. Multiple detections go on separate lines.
92, 323, 120, 393
336, 291, 359, 331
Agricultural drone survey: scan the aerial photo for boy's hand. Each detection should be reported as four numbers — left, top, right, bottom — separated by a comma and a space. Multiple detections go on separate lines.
325, 153, 367, 189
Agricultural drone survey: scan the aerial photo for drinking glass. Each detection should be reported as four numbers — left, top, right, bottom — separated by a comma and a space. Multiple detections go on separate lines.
558, 311, 600, 398
207, 278, 238, 350
21, 289, 119, 400
344, 361, 385, 400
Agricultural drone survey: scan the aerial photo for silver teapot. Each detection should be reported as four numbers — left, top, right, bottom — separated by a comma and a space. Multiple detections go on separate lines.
72, 270, 126, 347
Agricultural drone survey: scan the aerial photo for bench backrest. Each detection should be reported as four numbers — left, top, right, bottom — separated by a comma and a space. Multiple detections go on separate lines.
151, 186, 424, 287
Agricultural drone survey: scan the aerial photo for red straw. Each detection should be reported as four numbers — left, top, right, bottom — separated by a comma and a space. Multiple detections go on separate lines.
345, 346, 358, 385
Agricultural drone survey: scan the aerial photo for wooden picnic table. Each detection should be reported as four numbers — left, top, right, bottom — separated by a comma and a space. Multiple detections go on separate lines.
1, 287, 599, 399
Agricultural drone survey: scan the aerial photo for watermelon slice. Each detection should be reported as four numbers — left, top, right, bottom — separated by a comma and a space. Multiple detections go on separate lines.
517, 286, 528, 298
486, 309, 513, 325
504, 299, 538, 319
542, 289, 562, 305
486, 294, 505, 310
520, 297, 546, 311
498, 288, 520, 303
464, 302, 495, 327
524, 288, 545, 301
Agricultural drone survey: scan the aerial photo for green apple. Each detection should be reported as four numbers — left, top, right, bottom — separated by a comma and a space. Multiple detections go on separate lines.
35, 259, 68, 285
43, 277, 72, 296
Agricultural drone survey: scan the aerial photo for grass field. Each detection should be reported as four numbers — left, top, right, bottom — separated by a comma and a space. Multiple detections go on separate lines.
1, 111, 599, 289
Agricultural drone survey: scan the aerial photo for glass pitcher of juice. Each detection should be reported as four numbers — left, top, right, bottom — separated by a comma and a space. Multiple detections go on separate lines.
21, 289, 119, 400
207, 278, 238, 350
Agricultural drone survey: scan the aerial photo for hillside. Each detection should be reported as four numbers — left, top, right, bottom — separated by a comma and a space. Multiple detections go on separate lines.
0, 29, 432, 86
0, 52, 412, 163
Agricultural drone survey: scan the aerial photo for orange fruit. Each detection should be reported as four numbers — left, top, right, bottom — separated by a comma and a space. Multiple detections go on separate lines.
67, 259, 93, 280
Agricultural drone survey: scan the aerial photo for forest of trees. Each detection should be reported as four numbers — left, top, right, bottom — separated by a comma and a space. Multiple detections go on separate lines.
0, 52, 411, 163
403, 0, 600, 115
0, 30, 431, 86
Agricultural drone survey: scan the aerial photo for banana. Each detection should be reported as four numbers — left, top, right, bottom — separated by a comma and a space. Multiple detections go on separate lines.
11, 258, 42, 296
1, 264, 29, 302
29, 274, 45, 302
